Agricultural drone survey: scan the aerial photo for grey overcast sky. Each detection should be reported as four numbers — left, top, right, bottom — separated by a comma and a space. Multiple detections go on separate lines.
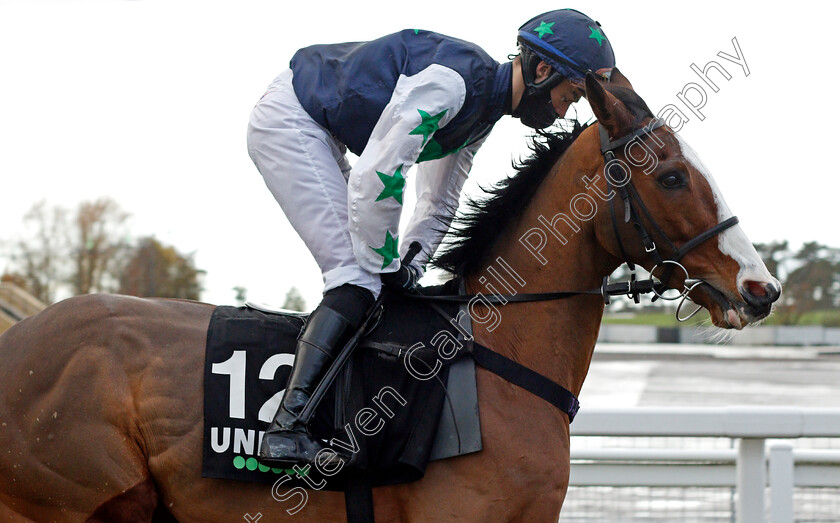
1, 0, 836, 308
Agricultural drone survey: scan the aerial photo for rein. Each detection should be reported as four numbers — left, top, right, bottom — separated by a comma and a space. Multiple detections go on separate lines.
406, 277, 655, 305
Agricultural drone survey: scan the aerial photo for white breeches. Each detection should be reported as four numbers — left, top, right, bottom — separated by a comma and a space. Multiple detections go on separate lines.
247, 69, 382, 297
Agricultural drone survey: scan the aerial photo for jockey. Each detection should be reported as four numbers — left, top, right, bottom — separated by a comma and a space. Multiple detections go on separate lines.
248, 8, 616, 467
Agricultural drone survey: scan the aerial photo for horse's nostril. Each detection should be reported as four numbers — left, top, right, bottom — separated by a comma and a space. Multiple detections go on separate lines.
741, 280, 781, 308
746, 280, 767, 297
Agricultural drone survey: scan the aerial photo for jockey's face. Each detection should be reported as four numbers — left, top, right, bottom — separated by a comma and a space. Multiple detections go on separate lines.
549, 79, 585, 118
534, 61, 585, 118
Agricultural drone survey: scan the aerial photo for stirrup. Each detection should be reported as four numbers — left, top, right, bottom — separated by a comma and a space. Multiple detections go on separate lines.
259, 430, 348, 467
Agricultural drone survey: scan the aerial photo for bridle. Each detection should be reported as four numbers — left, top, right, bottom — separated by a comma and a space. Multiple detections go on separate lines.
599, 118, 740, 319
408, 118, 740, 321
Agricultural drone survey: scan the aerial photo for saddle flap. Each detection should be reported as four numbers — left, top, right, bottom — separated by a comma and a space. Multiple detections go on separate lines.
202, 283, 482, 489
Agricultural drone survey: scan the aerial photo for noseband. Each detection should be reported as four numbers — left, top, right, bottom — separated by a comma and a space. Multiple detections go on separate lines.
599, 118, 739, 318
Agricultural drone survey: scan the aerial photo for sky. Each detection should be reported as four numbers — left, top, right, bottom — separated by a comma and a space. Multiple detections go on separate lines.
1, 0, 837, 308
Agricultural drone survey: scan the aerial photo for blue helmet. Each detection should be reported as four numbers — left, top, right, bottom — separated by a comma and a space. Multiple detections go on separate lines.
513, 9, 616, 128
518, 9, 615, 81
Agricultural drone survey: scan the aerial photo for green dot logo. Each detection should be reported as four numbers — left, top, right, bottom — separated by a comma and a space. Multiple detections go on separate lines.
232, 456, 298, 475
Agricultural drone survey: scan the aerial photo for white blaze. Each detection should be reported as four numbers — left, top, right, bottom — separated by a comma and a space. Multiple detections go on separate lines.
676, 135, 776, 288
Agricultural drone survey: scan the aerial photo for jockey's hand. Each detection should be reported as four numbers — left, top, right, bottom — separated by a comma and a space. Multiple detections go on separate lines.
380, 264, 420, 292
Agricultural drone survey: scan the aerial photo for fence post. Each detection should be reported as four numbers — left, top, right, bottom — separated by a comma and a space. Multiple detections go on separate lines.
769, 443, 794, 523
738, 438, 766, 523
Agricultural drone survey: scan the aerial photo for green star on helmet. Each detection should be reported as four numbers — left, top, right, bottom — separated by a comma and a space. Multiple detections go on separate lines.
588, 25, 605, 46
409, 109, 446, 145
375, 165, 406, 205
370, 231, 399, 269
533, 21, 555, 39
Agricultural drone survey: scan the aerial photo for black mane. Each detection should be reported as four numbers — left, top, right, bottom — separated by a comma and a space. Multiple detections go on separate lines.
430, 85, 653, 277
431, 121, 587, 276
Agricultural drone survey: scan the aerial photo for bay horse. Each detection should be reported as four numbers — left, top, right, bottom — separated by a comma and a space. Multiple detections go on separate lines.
0, 70, 780, 521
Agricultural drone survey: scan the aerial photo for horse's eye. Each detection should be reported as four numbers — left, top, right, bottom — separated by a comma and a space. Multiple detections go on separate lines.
658, 172, 686, 189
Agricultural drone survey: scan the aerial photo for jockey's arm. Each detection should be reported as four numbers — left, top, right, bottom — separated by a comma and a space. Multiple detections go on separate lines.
348, 64, 466, 274
400, 136, 487, 276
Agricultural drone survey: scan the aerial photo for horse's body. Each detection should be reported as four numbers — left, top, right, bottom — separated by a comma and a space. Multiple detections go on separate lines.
0, 294, 575, 521
0, 72, 780, 521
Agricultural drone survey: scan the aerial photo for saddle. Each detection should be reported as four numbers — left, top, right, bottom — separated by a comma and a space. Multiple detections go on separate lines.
201, 282, 482, 491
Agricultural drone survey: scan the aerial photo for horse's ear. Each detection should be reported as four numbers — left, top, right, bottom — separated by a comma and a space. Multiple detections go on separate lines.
608, 67, 633, 90
585, 71, 634, 138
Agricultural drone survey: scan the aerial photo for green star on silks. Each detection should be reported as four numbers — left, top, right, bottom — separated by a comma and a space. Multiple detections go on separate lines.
588, 25, 605, 46
408, 109, 446, 146
370, 231, 400, 269
375, 165, 406, 204
533, 21, 555, 39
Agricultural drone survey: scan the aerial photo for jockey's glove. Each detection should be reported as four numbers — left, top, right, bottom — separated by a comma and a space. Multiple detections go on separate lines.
380, 264, 421, 292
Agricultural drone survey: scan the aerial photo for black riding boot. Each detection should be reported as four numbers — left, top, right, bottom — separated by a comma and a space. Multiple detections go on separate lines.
258, 284, 373, 467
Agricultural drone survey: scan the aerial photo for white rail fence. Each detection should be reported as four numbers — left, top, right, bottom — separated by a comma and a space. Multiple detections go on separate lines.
569, 407, 840, 522
597, 324, 840, 346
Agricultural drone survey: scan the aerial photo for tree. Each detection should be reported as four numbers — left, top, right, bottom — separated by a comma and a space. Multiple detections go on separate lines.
71, 198, 130, 295
7, 201, 68, 303
775, 242, 840, 324
118, 237, 204, 300
753, 241, 790, 281
282, 287, 307, 312
233, 286, 247, 306
5, 198, 209, 303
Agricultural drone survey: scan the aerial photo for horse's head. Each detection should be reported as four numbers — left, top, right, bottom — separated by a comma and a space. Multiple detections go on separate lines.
584, 69, 781, 329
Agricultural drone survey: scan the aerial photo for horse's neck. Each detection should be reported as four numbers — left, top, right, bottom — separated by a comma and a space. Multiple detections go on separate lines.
466, 136, 616, 396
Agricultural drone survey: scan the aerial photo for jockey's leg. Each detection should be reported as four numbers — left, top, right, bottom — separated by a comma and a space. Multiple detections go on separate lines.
258, 284, 373, 466
247, 68, 381, 297
247, 69, 378, 465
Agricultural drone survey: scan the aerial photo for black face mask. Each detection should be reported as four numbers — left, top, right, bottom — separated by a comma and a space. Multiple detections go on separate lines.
513, 86, 558, 129
512, 46, 567, 129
